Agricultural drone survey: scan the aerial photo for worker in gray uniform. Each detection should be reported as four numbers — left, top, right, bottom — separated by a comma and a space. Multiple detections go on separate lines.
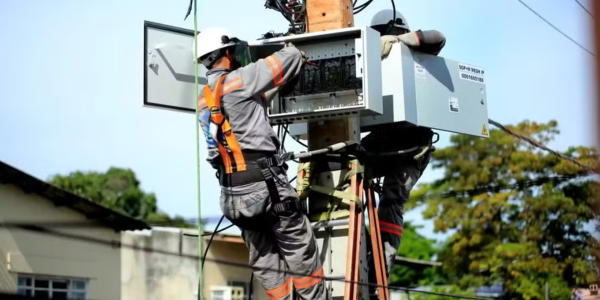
195, 27, 326, 300
362, 9, 447, 278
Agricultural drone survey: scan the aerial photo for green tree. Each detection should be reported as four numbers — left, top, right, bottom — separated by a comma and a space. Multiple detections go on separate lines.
48, 167, 195, 228
408, 120, 599, 300
389, 222, 443, 287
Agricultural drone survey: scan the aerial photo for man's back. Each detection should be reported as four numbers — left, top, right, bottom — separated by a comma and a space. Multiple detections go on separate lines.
198, 46, 305, 167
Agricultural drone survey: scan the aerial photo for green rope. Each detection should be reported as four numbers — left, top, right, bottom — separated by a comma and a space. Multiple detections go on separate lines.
192, 0, 204, 299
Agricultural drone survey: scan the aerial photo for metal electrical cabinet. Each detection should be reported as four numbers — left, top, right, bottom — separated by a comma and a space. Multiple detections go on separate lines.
287, 42, 490, 139
248, 26, 383, 125
360, 42, 489, 138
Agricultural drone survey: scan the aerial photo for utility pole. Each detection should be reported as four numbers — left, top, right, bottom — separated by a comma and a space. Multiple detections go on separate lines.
302, 2, 389, 300
545, 281, 549, 300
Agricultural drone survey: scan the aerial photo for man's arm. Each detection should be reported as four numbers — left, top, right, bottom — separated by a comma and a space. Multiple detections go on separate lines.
381, 29, 446, 58
398, 30, 446, 55
237, 46, 305, 100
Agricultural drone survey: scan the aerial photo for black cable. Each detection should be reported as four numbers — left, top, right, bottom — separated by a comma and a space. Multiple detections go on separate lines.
201, 224, 233, 236
386, 0, 397, 35
574, 0, 593, 18
353, 0, 373, 14
202, 215, 224, 269
516, 0, 595, 56
249, 272, 254, 300
283, 125, 308, 148
3, 224, 498, 300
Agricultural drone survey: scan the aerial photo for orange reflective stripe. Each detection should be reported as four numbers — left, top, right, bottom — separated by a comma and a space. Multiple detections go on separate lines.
264, 56, 279, 87
266, 278, 291, 299
379, 221, 403, 237
292, 266, 324, 289
197, 96, 207, 109
222, 77, 242, 94
267, 55, 284, 86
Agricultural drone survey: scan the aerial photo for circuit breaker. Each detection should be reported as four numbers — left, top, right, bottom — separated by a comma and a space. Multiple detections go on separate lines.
286, 42, 490, 139
248, 26, 383, 124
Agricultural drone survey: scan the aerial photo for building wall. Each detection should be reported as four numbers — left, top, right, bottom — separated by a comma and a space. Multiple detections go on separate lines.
121, 228, 268, 300
0, 183, 122, 300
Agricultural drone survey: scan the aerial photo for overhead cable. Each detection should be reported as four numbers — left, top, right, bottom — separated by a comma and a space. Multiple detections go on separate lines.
516, 0, 595, 56
488, 118, 599, 175
3, 223, 498, 300
574, 0, 593, 18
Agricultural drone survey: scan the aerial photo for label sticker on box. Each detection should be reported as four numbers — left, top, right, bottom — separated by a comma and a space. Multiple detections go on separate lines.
414, 63, 426, 80
449, 97, 459, 113
458, 63, 485, 84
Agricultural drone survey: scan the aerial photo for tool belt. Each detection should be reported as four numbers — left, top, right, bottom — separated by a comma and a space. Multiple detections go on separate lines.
217, 151, 306, 215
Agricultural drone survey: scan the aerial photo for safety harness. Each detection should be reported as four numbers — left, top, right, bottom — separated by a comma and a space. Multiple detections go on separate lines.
203, 73, 305, 214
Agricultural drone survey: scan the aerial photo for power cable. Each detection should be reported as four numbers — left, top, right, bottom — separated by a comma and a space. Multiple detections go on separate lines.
202, 215, 224, 269
574, 0, 593, 18
3, 223, 498, 300
488, 118, 599, 175
516, 0, 595, 56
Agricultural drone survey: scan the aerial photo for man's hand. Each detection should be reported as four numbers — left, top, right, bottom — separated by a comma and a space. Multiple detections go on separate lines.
380, 35, 400, 59
381, 32, 422, 59
286, 42, 308, 63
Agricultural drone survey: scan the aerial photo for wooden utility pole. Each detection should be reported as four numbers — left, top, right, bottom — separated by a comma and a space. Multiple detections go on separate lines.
302, 2, 389, 300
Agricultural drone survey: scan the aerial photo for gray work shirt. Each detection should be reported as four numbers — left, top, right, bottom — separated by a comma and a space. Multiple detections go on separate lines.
198, 46, 304, 193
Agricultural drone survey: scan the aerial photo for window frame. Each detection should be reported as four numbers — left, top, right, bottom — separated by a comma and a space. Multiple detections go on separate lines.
17, 274, 89, 299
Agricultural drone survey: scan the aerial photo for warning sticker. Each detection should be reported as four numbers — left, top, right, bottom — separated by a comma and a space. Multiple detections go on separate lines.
414, 63, 426, 80
458, 63, 485, 84
449, 97, 459, 113
482, 124, 488, 136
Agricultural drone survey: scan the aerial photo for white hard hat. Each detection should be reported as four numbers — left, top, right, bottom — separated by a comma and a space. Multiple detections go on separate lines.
193, 27, 237, 67
370, 9, 410, 32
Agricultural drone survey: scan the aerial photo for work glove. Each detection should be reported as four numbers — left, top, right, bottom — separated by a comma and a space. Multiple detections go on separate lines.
380, 32, 420, 59
286, 42, 308, 63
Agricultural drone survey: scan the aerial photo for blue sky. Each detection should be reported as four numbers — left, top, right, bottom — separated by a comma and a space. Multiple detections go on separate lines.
0, 0, 596, 240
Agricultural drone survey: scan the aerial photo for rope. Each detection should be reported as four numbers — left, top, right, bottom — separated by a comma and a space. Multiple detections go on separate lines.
488, 118, 599, 175
190, 0, 204, 299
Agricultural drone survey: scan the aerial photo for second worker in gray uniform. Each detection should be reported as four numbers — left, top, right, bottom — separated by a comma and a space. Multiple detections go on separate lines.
194, 27, 327, 300
363, 9, 447, 279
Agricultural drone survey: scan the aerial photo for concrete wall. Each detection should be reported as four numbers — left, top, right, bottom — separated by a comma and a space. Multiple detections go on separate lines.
0, 183, 122, 300
121, 228, 268, 300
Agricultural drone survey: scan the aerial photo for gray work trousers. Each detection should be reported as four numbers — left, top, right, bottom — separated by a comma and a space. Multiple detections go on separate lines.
220, 172, 327, 300
361, 128, 433, 278
375, 153, 429, 276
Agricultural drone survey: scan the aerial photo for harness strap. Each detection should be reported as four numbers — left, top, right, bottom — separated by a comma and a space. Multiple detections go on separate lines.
203, 74, 247, 173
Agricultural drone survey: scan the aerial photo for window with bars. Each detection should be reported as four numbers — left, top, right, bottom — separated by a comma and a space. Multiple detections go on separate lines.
17, 274, 88, 299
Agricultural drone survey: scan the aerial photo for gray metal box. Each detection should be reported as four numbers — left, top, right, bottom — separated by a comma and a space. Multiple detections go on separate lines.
248, 26, 383, 125
287, 43, 490, 139
360, 42, 489, 138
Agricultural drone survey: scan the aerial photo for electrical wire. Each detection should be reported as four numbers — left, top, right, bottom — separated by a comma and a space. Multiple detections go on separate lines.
488, 118, 599, 174
283, 125, 308, 148
387, 0, 397, 34
2, 224, 498, 300
516, 0, 595, 56
574, 0, 593, 18
201, 215, 224, 269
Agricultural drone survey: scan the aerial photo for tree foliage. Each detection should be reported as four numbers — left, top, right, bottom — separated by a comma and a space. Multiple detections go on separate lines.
48, 167, 196, 228
389, 222, 443, 287
408, 120, 599, 300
